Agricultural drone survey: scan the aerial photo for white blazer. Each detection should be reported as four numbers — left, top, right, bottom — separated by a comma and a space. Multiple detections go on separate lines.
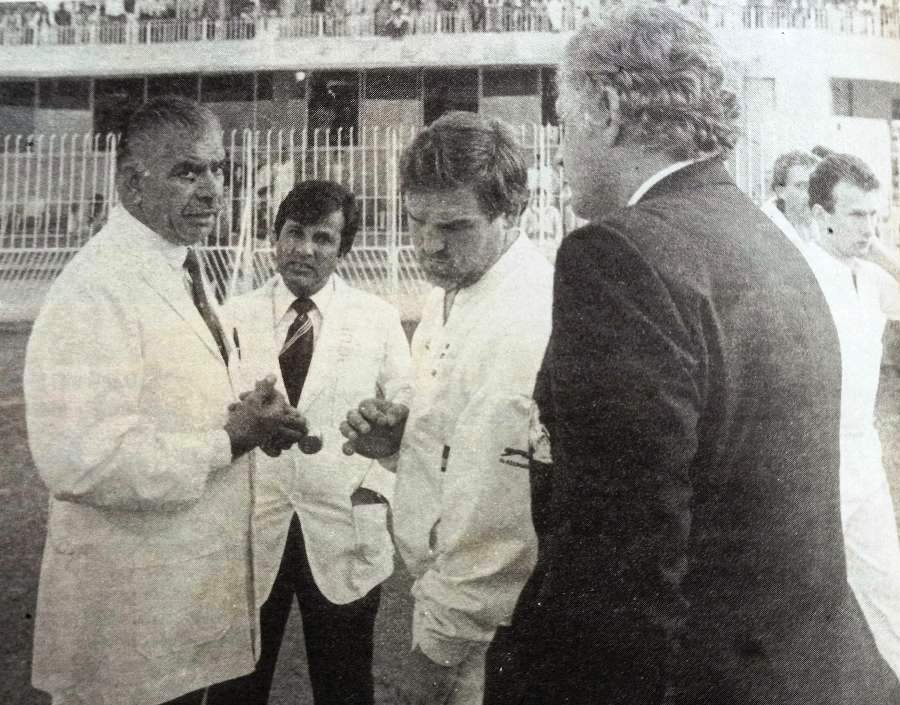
226, 274, 413, 605
25, 206, 257, 705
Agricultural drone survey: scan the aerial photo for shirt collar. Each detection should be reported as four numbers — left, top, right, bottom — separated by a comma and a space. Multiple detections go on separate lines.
274, 273, 337, 324
626, 158, 705, 207
453, 233, 529, 305
108, 204, 190, 271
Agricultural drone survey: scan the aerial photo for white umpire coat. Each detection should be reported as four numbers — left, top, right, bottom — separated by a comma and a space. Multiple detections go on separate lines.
225, 274, 412, 606
24, 206, 257, 705
392, 235, 553, 666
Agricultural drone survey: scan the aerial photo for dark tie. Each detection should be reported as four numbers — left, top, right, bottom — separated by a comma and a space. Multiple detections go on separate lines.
183, 249, 229, 364
279, 298, 316, 407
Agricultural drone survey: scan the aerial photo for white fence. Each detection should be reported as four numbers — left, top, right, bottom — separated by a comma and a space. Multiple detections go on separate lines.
0, 123, 775, 317
0, 125, 570, 310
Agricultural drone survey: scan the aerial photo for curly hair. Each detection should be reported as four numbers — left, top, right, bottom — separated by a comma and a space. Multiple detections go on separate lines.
561, 6, 740, 160
400, 111, 529, 220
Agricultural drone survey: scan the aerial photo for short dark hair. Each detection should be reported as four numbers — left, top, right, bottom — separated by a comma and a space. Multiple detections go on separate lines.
273, 180, 360, 257
808, 153, 879, 213
771, 151, 818, 190
399, 111, 528, 220
117, 95, 220, 165
811, 145, 834, 160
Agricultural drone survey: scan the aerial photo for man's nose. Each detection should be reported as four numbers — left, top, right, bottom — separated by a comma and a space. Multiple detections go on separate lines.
195, 171, 224, 204
289, 237, 315, 257
864, 213, 878, 238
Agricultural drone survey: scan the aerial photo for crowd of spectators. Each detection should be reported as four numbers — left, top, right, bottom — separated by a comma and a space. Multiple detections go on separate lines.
0, 0, 896, 45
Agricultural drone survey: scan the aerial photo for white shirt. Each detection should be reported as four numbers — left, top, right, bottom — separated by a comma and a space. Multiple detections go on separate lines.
627, 158, 705, 206
803, 244, 900, 436
271, 273, 337, 348
803, 242, 900, 679
393, 235, 554, 666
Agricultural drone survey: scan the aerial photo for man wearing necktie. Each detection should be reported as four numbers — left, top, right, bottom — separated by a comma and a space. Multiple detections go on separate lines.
25, 96, 306, 705
208, 181, 412, 705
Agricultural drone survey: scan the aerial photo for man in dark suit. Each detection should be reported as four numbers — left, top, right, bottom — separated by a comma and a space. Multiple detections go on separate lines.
484, 7, 900, 704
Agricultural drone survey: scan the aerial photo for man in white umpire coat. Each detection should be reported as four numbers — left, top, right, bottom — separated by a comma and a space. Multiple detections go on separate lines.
207, 180, 412, 705
341, 112, 553, 705
24, 97, 306, 705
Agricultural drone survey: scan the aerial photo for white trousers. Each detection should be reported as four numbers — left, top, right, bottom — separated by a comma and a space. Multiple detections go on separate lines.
842, 431, 900, 678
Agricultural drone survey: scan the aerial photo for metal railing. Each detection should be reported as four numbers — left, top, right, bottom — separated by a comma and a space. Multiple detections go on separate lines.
0, 125, 572, 309
1, 2, 897, 47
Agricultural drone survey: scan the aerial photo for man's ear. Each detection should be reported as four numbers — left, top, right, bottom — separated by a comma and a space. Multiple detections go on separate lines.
501, 211, 519, 231
599, 85, 622, 146
120, 164, 144, 204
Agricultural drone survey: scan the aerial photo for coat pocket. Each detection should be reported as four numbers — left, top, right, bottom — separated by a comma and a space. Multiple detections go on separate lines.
351, 502, 393, 566
130, 543, 237, 658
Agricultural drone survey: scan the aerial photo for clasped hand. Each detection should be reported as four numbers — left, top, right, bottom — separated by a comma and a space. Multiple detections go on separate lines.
225, 375, 308, 459
339, 398, 409, 459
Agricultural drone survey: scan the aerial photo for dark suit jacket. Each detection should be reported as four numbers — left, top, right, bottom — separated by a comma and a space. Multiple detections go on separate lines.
486, 160, 899, 705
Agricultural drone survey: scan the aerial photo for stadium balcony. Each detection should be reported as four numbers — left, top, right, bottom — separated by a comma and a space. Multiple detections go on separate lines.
0, 2, 897, 49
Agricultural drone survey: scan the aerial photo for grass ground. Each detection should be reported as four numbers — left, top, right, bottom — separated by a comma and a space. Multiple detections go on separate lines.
2, 323, 900, 704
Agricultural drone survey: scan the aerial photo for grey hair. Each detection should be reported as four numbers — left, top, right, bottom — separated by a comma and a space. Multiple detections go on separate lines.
400, 111, 529, 220
116, 95, 221, 166
561, 6, 740, 160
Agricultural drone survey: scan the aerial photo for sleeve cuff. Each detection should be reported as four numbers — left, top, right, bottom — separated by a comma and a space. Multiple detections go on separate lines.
207, 429, 234, 470
414, 630, 474, 668
411, 600, 479, 667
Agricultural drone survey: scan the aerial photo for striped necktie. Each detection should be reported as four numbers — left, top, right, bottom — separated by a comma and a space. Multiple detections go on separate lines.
279, 298, 316, 407
183, 249, 229, 364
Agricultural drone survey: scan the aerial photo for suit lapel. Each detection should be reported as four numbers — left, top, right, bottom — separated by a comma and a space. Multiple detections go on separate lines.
137, 250, 226, 364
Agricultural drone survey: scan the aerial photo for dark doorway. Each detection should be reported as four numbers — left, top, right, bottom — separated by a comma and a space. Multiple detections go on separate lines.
308, 71, 359, 145
423, 69, 478, 125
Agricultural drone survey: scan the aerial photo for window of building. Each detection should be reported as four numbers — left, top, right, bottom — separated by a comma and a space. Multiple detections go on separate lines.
147, 75, 199, 100
482, 68, 538, 98
365, 70, 419, 101
201, 73, 255, 103
831, 78, 853, 117
423, 69, 478, 125
38, 79, 90, 110
541, 67, 558, 126
0, 81, 37, 108
893, 98, 900, 121
256, 72, 275, 102
308, 71, 359, 145
93, 78, 144, 140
